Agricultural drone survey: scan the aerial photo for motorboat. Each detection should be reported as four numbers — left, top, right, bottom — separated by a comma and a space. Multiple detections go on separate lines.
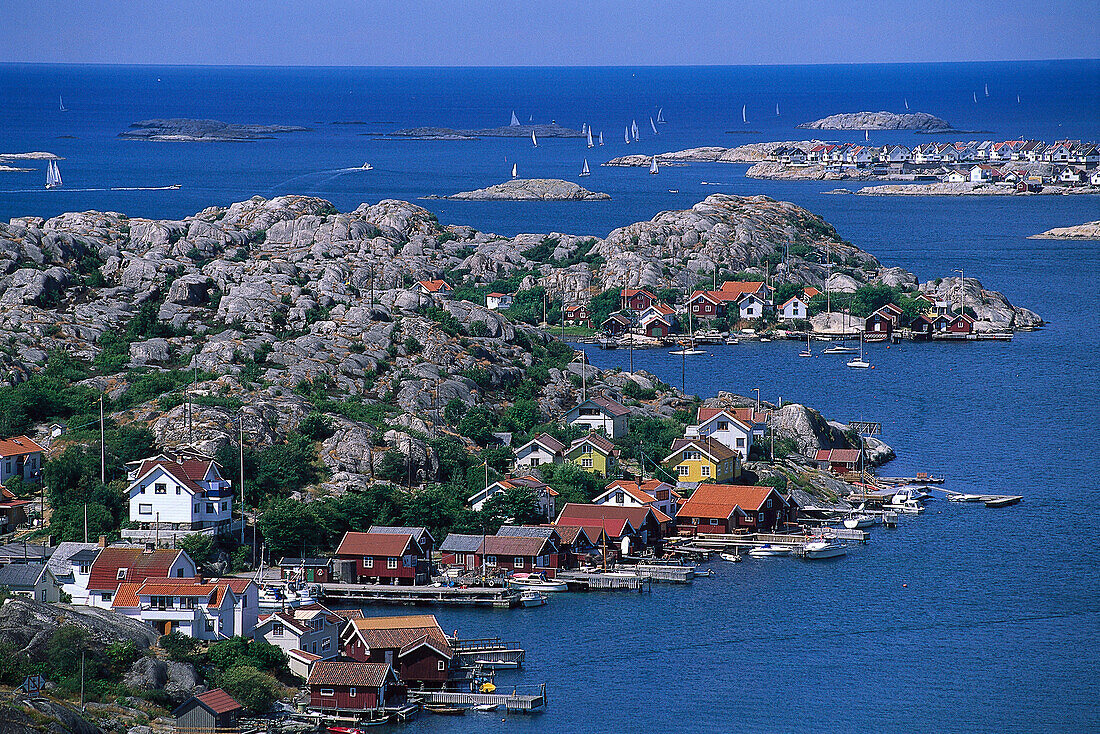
843, 514, 874, 529
803, 541, 847, 559
725, 337, 740, 345
473, 703, 501, 712
985, 496, 1022, 508
748, 544, 793, 558
823, 343, 856, 354
947, 493, 984, 502
669, 346, 706, 355
359, 162, 373, 170
890, 499, 925, 514
518, 590, 548, 607
719, 551, 742, 563
505, 572, 568, 592
892, 487, 932, 504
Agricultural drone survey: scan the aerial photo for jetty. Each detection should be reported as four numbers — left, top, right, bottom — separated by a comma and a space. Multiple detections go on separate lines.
629, 563, 695, 583
556, 570, 651, 591
450, 637, 526, 669
411, 684, 547, 712
319, 583, 519, 608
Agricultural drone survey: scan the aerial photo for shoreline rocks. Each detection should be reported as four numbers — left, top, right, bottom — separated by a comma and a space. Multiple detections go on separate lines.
605, 141, 824, 166
119, 119, 310, 142
855, 182, 1100, 196
427, 178, 610, 201
797, 111, 954, 131
1028, 220, 1100, 239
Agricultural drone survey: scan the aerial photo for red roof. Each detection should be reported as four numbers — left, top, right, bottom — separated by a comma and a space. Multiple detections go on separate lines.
556, 502, 669, 532
87, 548, 186, 593
132, 459, 218, 493
678, 484, 780, 519
417, 279, 451, 293
621, 288, 655, 300
111, 582, 142, 608
814, 448, 862, 464
718, 281, 766, 296
0, 435, 45, 457
602, 479, 674, 506
309, 660, 394, 688
345, 616, 453, 659
336, 531, 415, 558
194, 689, 243, 715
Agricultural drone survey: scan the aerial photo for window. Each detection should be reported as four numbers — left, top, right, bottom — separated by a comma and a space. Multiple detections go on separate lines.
79, 563, 89, 574
710, 518, 719, 525
514, 557, 525, 568
487, 555, 497, 566
176, 568, 185, 577
321, 638, 331, 650
221, 502, 227, 511
717, 421, 728, 431
349, 687, 357, 698
320, 688, 335, 697
530, 457, 540, 466
736, 438, 745, 448
154, 483, 167, 494
138, 504, 153, 515
766, 499, 772, 509
615, 492, 624, 504
101, 592, 112, 602
387, 557, 398, 570
273, 622, 285, 636
116, 568, 127, 580
206, 503, 214, 513
581, 458, 593, 468
194, 504, 201, 513
176, 487, 181, 494
139, 486, 146, 494
758, 513, 764, 522
363, 557, 373, 568
678, 465, 689, 476
438, 660, 447, 671
700, 465, 710, 477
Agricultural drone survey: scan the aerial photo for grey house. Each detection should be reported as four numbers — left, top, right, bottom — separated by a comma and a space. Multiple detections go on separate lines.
0, 561, 60, 602
173, 688, 244, 732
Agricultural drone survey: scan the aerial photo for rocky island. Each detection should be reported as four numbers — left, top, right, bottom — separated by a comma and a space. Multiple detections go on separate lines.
119, 118, 311, 141
605, 141, 823, 166
1028, 220, 1100, 239
797, 111, 955, 131
389, 123, 583, 139
427, 178, 611, 201
0, 151, 62, 173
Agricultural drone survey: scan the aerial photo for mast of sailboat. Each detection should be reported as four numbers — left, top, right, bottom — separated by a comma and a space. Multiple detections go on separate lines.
59, 95, 66, 112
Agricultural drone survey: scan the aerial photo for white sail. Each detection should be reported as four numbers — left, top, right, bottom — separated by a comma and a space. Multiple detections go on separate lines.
1016, 94, 1021, 104
742, 105, 747, 123
531, 131, 538, 147
865, 129, 869, 141
973, 92, 978, 103
598, 131, 604, 145
650, 117, 658, 135
580, 158, 590, 176
587, 128, 594, 148
985, 83, 990, 97
59, 95, 66, 112
45, 160, 62, 188
776, 102, 780, 116
904, 98, 909, 110
625, 127, 630, 144
657, 107, 665, 123
510, 110, 520, 126
631, 120, 639, 140
649, 156, 659, 174
511, 163, 518, 179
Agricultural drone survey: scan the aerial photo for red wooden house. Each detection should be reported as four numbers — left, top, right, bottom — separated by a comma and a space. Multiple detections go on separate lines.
439, 528, 562, 577
555, 503, 669, 551
335, 531, 429, 586
948, 313, 975, 334
814, 448, 863, 474
341, 615, 453, 687
621, 288, 656, 312
564, 304, 591, 328
642, 315, 671, 338
676, 484, 794, 534
909, 314, 934, 339
549, 525, 596, 568
307, 660, 402, 715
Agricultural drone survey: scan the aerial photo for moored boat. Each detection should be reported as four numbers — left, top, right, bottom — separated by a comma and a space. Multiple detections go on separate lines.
803, 541, 847, 559
748, 544, 792, 558
823, 343, 856, 354
505, 572, 568, 592
518, 589, 548, 607
985, 496, 1022, 508
719, 551, 742, 563
843, 514, 874, 529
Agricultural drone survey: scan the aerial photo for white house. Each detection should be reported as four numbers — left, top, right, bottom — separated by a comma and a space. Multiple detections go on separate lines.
82, 547, 196, 608
485, 292, 513, 310
594, 479, 679, 520
970, 165, 994, 182
565, 397, 630, 439
0, 435, 45, 487
513, 433, 566, 470
738, 293, 767, 320
414, 279, 453, 299
128, 457, 233, 531
0, 561, 61, 602
943, 170, 967, 183
253, 603, 343, 678
777, 295, 809, 321
468, 475, 558, 523
113, 577, 259, 639
1090, 170, 1100, 186
46, 542, 100, 603
684, 408, 755, 460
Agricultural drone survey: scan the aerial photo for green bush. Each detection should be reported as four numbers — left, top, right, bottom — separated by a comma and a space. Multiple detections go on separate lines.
216, 665, 282, 713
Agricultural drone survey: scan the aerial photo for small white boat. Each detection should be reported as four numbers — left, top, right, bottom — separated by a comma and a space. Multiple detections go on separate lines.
760, 337, 771, 343
650, 117, 658, 135
624, 126, 631, 144
59, 95, 66, 112
649, 156, 659, 174
531, 130, 538, 147
843, 514, 874, 529
631, 119, 639, 140
890, 499, 925, 514
742, 104, 747, 124
847, 333, 871, 369
505, 572, 568, 592
892, 487, 932, 503
579, 158, 590, 177
473, 703, 501, 712
45, 159, 63, 189
598, 131, 604, 145
511, 162, 518, 179
359, 162, 373, 170
904, 98, 909, 110
947, 493, 983, 503
803, 541, 846, 559
719, 551, 742, 563
823, 343, 856, 354
669, 347, 705, 355
657, 107, 666, 123
985, 83, 990, 97
518, 590, 547, 607
748, 544, 792, 558
799, 331, 811, 357
776, 102, 780, 116
725, 337, 740, 345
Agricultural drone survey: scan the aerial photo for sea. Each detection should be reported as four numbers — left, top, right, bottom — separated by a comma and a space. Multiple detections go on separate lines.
2, 61, 1099, 732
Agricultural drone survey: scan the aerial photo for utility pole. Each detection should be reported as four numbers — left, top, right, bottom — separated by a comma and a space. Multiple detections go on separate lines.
954, 268, 965, 314
753, 388, 761, 412
79, 652, 85, 711
98, 396, 105, 484
83, 504, 87, 543
239, 416, 246, 545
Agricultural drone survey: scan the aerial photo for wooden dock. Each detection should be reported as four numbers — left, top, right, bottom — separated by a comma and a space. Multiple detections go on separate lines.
412, 685, 546, 712
629, 563, 695, 583
556, 571, 650, 592
320, 583, 519, 608
450, 637, 525, 668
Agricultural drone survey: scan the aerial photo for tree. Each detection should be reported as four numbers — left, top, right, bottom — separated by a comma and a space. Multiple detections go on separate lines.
257, 498, 321, 558
178, 534, 214, 568
587, 288, 621, 330
217, 665, 281, 713
298, 412, 333, 441
457, 406, 496, 446
504, 399, 541, 433
401, 484, 467, 540
443, 399, 467, 424
480, 486, 544, 527
537, 462, 603, 506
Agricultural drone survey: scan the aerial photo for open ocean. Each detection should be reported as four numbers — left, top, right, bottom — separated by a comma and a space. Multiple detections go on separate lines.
2, 61, 1099, 732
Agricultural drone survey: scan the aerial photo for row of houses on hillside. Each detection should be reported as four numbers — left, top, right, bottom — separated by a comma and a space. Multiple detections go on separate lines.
791, 139, 1100, 167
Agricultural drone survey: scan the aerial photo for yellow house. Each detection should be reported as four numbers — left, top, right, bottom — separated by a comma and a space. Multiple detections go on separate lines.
663, 437, 740, 483
565, 432, 619, 477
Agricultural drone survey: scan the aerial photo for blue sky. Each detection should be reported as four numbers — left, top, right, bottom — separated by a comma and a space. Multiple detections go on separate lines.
5, 0, 1099, 65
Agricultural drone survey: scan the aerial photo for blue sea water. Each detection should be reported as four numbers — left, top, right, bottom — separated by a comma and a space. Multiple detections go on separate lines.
2, 61, 1099, 732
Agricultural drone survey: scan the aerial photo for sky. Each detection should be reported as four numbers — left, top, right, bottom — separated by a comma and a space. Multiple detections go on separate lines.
4, 0, 1099, 66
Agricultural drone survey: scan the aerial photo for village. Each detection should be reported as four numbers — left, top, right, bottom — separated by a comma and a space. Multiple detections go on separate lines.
764, 137, 1100, 187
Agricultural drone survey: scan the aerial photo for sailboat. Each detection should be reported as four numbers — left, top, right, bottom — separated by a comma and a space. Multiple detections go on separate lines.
579, 158, 590, 177
45, 160, 62, 189
649, 156, 659, 174
846, 332, 871, 369
657, 107, 666, 124
598, 131, 604, 145
59, 95, 66, 112
904, 98, 909, 111
742, 105, 747, 124
973, 92, 978, 103
799, 331, 812, 358
776, 102, 780, 117
510, 110, 521, 126
587, 128, 594, 148
650, 117, 658, 135
581, 122, 587, 134
531, 130, 538, 147
670, 310, 705, 355
865, 129, 869, 141
1016, 94, 1021, 104
511, 163, 518, 179
985, 83, 990, 97
631, 120, 639, 140
624, 127, 631, 144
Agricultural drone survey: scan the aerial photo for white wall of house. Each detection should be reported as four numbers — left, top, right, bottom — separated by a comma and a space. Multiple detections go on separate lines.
686, 416, 754, 460
779, 298, 807, 321
567, 409, 627, 439
514, 443, 562, 469
129, 466, 232, 528
0, 451, 42, 484
255, 616, 339, 662
739, 295, 765, 320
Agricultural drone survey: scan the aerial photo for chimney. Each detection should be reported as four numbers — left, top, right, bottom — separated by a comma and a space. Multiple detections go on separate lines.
144, 542, 156, 553
97, 535, 108, 548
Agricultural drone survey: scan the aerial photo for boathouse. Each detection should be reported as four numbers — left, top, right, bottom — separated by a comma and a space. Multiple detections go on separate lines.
307, 660, 403, 715
602, 312, 631, 336
814, 448, 863, 474
555, 503, 668, 550
677, 484, 794, 534
341, 615, 453, 687
173, 688, 243, 732
334, 531, 429, 586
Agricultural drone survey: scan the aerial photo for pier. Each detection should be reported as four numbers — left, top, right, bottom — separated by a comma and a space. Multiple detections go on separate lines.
630, 563, 695, 583
450, 637, 526, 668
320, 583, 519, 608
412, 684, 547, 712
556, 570, 651, 591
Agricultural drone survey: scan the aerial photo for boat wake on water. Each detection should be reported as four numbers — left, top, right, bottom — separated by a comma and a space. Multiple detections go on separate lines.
268, 165, 375, 196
